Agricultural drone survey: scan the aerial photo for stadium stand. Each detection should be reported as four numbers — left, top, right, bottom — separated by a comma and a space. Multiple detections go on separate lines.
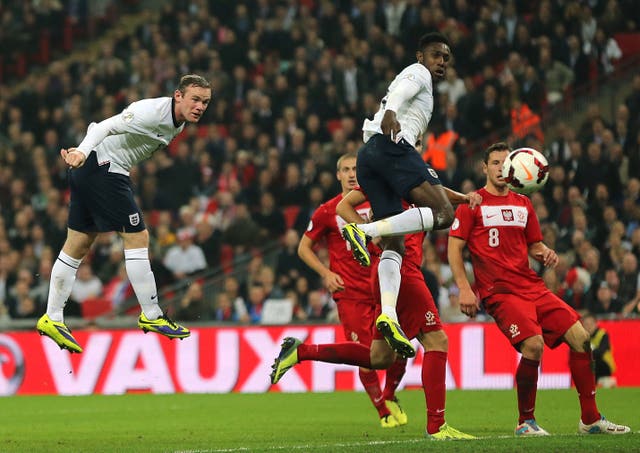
0, 0, 639, 328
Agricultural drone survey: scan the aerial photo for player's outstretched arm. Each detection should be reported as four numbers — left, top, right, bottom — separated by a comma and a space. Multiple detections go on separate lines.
442, 187, 482, 208
336, 189, 367, 224
448, 235, 480, 318
528, 241, 558, 268
298, 235, 344, 293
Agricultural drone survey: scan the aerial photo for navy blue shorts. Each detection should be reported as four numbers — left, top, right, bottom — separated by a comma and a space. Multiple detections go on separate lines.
356, 134, 441, 219
67, 153, 146, 233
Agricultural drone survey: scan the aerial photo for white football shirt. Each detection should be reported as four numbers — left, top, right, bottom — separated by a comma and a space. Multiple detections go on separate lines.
362, 63, 434, 146
77, 97, 185, 175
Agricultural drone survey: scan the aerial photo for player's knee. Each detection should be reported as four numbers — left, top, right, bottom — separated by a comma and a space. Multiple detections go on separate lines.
433, 204, 455, 229
63, 231, 97, 258
370, 343, 395, 368
121, 229, 150, 249
568, 323, 591, 352
418, 330, 448, 351
382, 237, 405, 256
561, 321, 590, 351
519, 335, 544, 359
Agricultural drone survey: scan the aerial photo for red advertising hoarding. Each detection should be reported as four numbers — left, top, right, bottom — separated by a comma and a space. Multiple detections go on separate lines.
1, 320, 638, 395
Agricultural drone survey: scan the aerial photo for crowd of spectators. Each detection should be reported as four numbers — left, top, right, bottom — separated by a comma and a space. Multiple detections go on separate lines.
0, 0, 639, 326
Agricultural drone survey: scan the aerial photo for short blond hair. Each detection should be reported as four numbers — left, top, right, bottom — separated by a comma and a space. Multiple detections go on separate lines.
336, 152, 357, 170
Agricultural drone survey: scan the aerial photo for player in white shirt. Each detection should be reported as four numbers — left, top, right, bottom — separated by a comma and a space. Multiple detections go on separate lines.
37, 74, 212, 353
341, 33, 480, 358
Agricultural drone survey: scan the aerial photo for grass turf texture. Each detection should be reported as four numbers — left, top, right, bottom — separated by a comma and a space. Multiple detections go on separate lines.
1, 388, 638, 452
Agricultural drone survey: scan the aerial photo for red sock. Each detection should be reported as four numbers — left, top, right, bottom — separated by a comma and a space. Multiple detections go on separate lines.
570, 350, 600, 424
297, 343, 372, 368
516, 357, 539, 423
423, 351, 447, 434
382, 358, 407, 401
359, 369, 389, 417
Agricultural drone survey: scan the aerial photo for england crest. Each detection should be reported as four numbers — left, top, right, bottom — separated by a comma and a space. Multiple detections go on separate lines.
129, 213, 140, 226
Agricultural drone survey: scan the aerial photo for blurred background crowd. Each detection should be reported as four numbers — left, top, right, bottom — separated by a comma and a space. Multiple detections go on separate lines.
0, 0, 639, 327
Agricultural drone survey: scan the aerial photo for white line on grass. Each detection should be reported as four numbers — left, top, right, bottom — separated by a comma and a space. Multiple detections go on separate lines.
175, 439, 422, 453
173, 431, 639, 453
174, 436, 497, 453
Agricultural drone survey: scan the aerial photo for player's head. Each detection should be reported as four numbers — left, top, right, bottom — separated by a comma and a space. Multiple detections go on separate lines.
174, 74, 212, 123
483, 142, 511, 191
417, 32, 451, 82
336, 152, 358, 194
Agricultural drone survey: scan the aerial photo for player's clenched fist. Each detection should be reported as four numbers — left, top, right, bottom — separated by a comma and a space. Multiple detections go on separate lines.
60, 148, 87, 168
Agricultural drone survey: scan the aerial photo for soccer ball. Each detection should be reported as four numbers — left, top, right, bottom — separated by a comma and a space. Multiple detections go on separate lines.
501, 147, 549, 195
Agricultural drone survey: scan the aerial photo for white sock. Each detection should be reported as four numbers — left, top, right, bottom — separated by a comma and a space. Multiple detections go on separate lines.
46, 251, 82, 322
358, 207, 434, 238
378, 250, 402, 322
125, 248, 162, 320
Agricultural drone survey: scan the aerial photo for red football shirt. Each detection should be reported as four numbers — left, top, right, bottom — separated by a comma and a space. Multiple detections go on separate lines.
304, 194, 378, 302
400, 229, 426, 276
449, 188, 545, 299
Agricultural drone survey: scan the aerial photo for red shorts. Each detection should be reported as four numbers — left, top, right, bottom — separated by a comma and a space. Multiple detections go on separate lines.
484, 290, 579, 349
372, 267, 442, 340
336, 298, 377, 346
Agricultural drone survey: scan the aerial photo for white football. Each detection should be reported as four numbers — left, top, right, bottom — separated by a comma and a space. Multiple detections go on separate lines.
501, 147, 549, 195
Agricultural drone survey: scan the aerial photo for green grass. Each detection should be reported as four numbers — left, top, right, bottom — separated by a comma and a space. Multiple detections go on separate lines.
1, 389, 638, 452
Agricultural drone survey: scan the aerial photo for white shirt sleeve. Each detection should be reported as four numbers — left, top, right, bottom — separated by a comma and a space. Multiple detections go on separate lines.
76, 101, 158, 157
384, 76, 423, 112
76, 116, 121, 157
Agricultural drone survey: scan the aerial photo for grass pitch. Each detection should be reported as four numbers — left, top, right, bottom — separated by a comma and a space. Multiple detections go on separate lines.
1, 388, 638, 452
